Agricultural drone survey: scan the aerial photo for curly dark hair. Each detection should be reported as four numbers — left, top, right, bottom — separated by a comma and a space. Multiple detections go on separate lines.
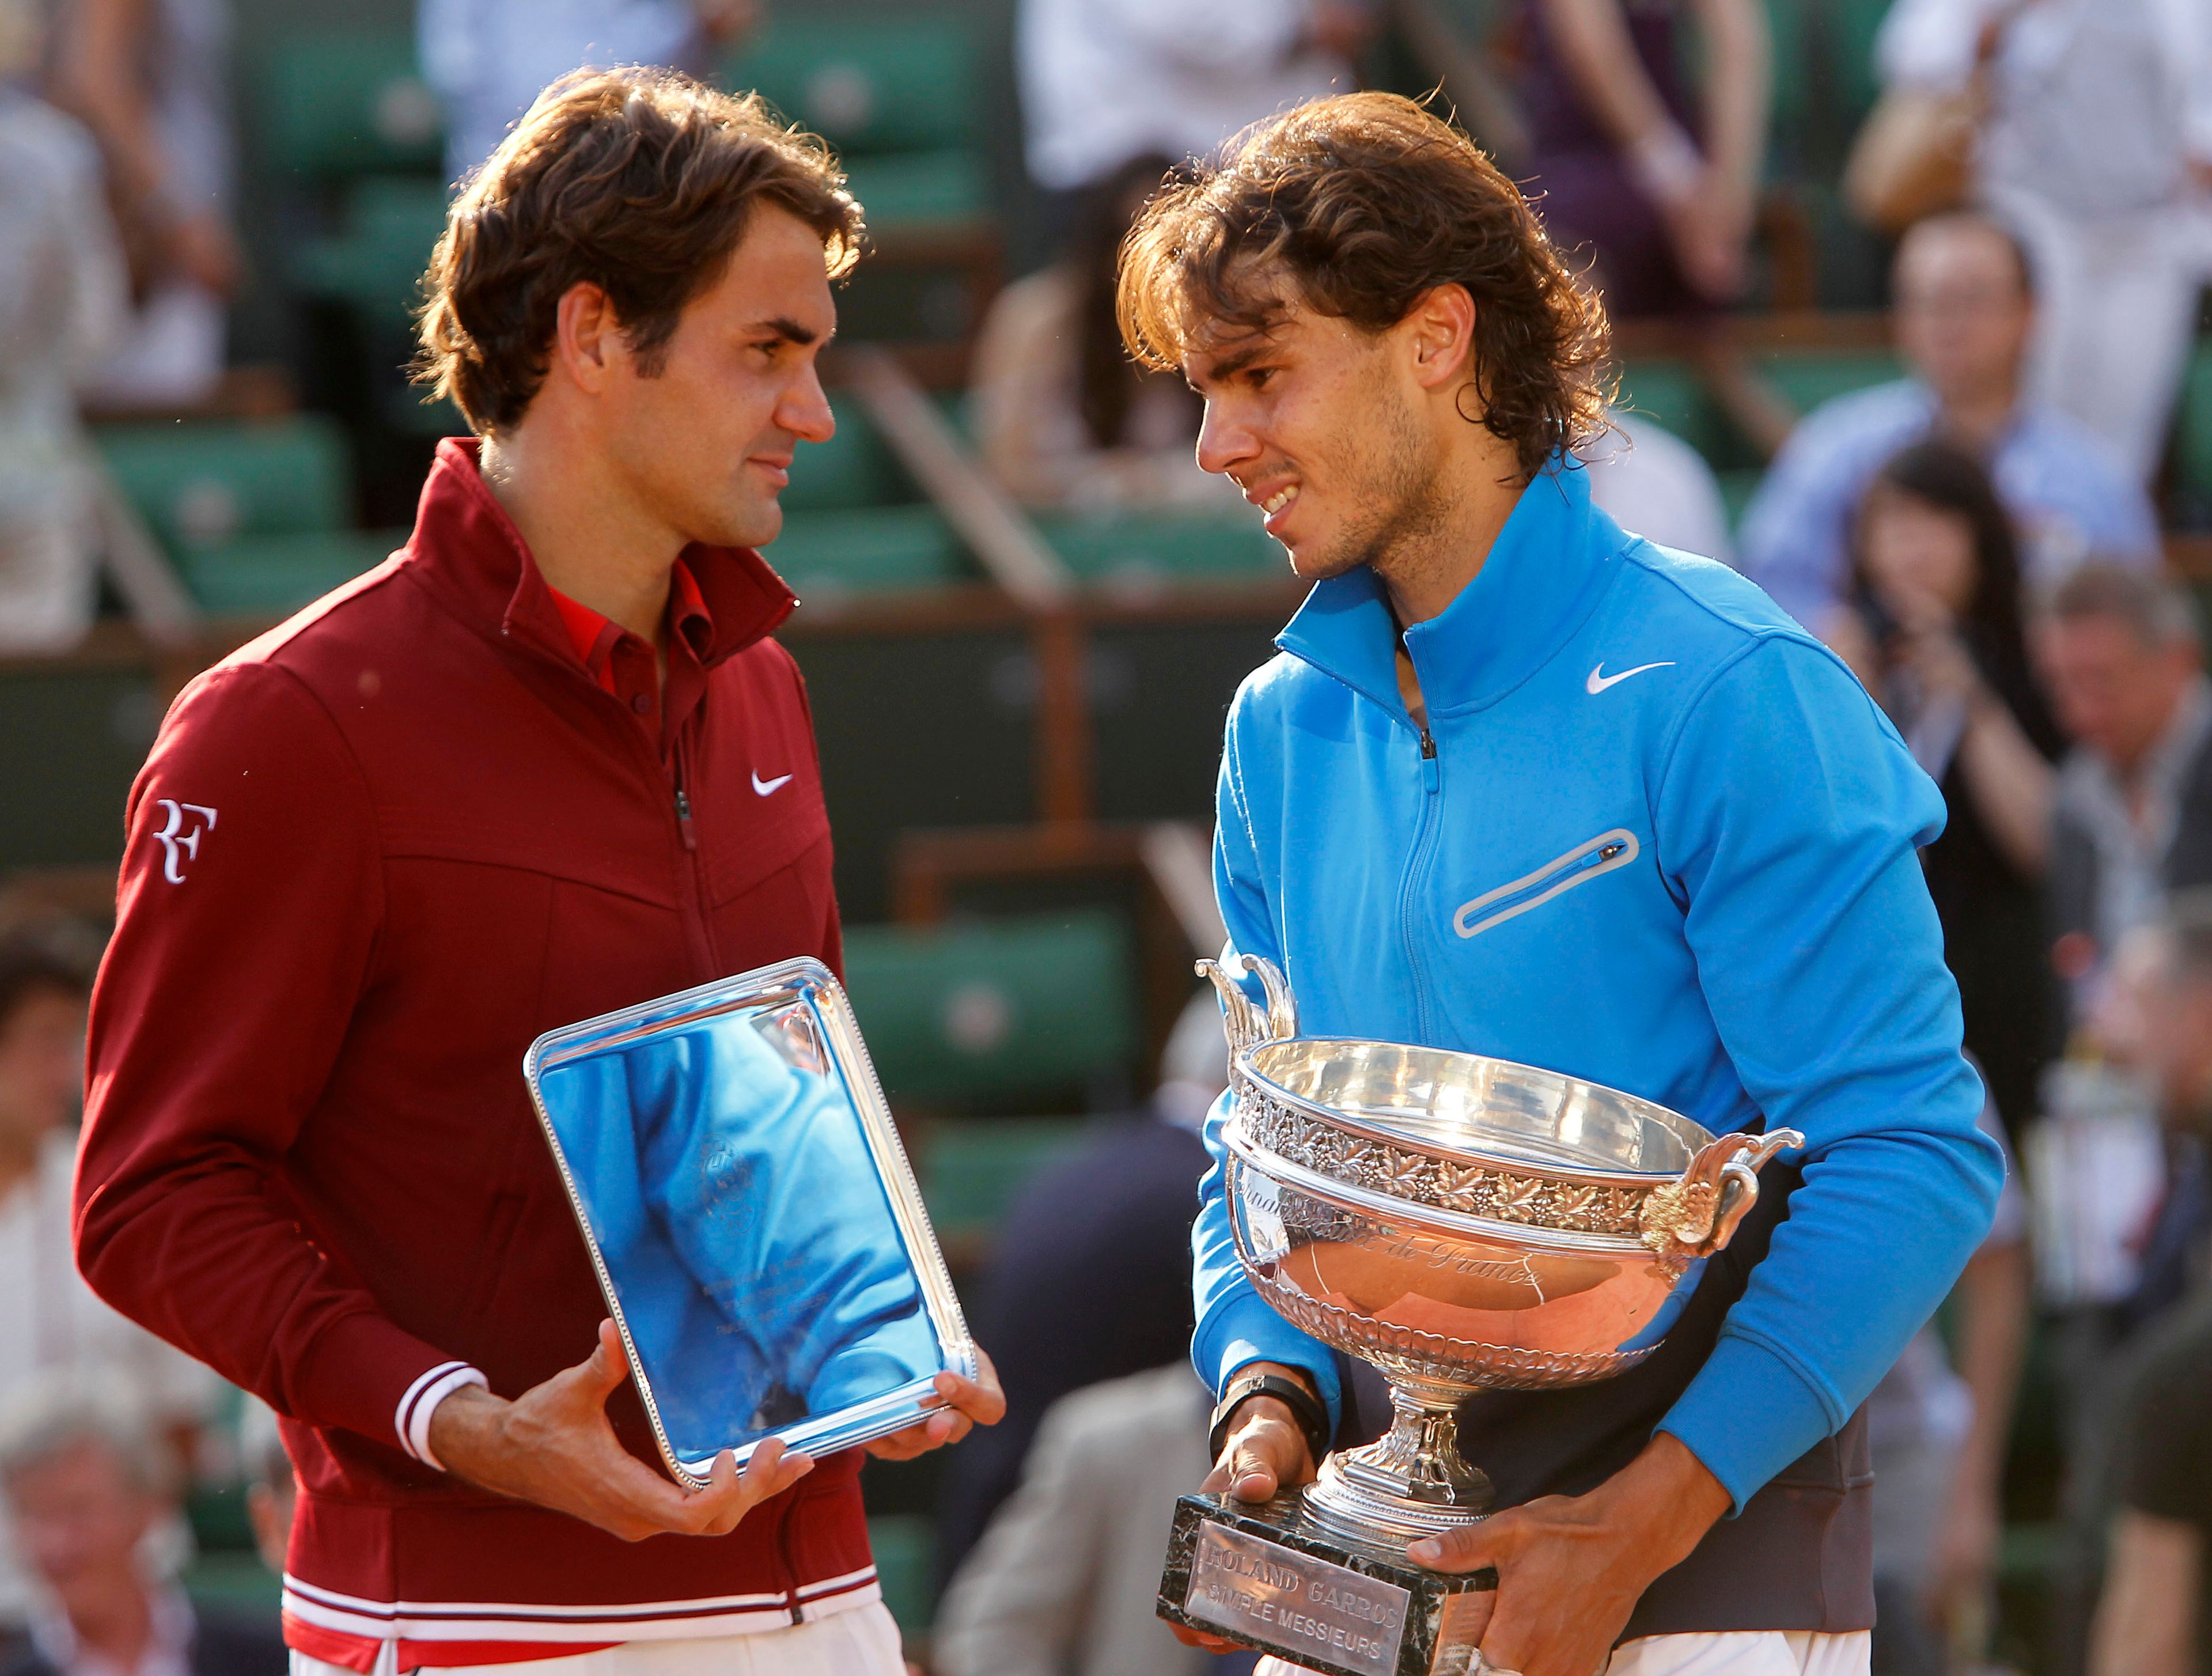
415, 67, 865, 434
1116, 92, 1613, 482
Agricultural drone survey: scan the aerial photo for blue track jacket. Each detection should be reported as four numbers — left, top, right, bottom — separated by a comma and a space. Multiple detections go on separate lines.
1196, 460, 2005, 1510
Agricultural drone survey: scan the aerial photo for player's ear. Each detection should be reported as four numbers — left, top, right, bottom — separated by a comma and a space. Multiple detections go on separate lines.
1405, 283, 1476, 392
552, 281, 619, 394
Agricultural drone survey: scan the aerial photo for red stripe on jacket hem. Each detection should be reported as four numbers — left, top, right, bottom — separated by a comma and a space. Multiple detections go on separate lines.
281, 1571, 883, 1669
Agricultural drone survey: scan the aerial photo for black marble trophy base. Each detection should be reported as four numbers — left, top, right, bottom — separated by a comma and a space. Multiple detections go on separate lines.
1157, 1492, 1498, 1676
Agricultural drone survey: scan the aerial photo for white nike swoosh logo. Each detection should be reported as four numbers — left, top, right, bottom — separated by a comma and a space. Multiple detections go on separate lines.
752, 771, 793, 796
1586, 660, 1676, 695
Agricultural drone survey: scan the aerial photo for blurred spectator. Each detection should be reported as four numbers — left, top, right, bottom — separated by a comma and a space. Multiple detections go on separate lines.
1512, 0, 1771, 317
0, 932, 217, 1624
0, 0, 126, 654
1876, 0, 2212, 484
1577, 414, 1736, 565
1016, 0, 1368, 220
48, 0, 237, 409
934, 1362, 1214, 1676
1739, 213, 2161, 628
2085, 890, 2212, 1676
0, 1377, 284, 1676
1867, 1088, 2030, 1676
233, 1402, 291, 1579
1826, 442, 2063, 1137
2040, 565, 2212, 1018
974, 154, 1237, 512
419, 0, 760, 185
934, 994, 1225, 1590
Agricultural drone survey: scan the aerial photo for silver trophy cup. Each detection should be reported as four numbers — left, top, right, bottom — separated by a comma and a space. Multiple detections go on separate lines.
1158, 955, 1800, 1676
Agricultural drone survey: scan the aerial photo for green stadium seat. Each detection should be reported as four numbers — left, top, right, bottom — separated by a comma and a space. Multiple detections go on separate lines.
782, 403, 917, 512
866, 1514, 937, 1630
843, 150, 993, 228
0, 665, 162, 870
182, 1550, 282, 1616
769, 507, 973, 596
94, 417, 384, 615
290, 175, 449, 330
1756, 349, 1904, 419
919, 1117, 1091, 1244
175, 531, 397, 616
259, 30, 444, 180
384, 388, 472, 440
724, 18, 979, 154
840, 912, 1137, 1109
97, 418, 353, 555
1829, 0, 1895, 135
1036, 509, 1282, 586
185, 1482, 256, 1554
1612, 361, 1731, 463
2173, 341, 2212, 501
1763, 0, 1810, 162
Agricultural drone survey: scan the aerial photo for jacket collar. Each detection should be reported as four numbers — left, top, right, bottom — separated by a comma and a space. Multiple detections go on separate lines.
1275, 458, 1631, 720
403, 437, 797, 673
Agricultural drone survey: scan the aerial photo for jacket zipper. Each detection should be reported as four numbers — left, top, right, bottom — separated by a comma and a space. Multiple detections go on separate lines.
499, 622, 722, 975
666, 733, 720, 978
774, 1472, 805, 1624
1452, 829, 1641, 940
1396, 720, 1444, 1041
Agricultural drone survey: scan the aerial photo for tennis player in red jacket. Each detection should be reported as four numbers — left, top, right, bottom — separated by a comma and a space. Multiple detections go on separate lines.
76, 67, 1000, 1676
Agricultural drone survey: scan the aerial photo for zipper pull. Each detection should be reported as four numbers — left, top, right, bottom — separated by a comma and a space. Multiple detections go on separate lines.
674, 787, 697, 852
1419, 728, 1437, 761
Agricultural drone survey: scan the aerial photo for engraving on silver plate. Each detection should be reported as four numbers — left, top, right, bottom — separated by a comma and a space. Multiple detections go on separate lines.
1183, 1521, 1410, 1676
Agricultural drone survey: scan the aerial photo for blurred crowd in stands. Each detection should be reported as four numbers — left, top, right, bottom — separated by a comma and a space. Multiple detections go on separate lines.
3, 1, 2212, 1675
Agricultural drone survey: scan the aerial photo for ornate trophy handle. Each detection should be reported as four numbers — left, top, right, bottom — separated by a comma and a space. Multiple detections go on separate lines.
1637, 1127, 1805, 1258
1195, 954, 1301, 1060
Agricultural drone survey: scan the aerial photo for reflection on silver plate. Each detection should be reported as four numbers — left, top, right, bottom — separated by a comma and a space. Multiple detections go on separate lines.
524, 958, 978, 1488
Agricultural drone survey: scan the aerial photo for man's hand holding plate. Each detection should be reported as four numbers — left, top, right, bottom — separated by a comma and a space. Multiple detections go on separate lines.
863, 1348, 1006, 1461
428, 1319, 815, 1542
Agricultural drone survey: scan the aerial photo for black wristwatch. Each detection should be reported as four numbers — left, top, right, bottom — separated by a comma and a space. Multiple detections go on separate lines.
1209, 1371, 1331, 1469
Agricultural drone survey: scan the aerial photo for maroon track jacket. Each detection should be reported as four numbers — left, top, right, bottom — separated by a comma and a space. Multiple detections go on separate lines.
78, 439, 877, 1670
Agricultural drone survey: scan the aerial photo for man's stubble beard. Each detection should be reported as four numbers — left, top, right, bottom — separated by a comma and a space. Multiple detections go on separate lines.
1301, 378, 1457, 594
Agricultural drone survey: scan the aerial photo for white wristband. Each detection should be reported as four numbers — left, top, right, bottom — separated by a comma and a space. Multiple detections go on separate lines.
1626, 123, 1704, 206
396, 1361, 490, 1471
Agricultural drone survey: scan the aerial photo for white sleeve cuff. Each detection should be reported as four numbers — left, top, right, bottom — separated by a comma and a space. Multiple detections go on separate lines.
396, 1361, 489, 1471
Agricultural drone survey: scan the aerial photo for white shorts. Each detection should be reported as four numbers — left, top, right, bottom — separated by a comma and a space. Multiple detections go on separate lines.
289, 1601, 906, 1676
1257, 1627, 1872, 1676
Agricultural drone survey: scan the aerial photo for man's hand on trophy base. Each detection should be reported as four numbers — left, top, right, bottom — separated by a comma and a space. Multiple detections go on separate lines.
1168, 1361, 1324, 1654
1405, 1433, 1730, 1676
1203, 1360, 1323, 1505
426, 1319, 815, 1542
863, 1349, 1006, 1461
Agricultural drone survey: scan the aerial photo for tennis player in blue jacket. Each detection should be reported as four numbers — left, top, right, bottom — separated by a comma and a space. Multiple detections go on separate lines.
1118, 94, 2005, 1676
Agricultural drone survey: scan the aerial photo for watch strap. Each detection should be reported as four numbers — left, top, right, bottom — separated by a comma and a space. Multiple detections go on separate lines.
1209, 1372, 1331, 1469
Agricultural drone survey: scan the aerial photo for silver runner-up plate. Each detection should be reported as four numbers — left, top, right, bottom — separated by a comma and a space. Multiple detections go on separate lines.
524, 958, 978, 1489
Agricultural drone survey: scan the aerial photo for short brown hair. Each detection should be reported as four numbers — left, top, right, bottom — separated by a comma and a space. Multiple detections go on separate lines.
1117, 93, 1612, 481
2046, 561, 2202, 649
415, 67, 864, 434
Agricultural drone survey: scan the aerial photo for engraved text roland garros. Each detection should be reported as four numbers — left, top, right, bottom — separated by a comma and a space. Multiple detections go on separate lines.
1184, 1521, 1410, 1676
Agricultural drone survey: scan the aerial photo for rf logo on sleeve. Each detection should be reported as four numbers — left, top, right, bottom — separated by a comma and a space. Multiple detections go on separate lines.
152, 800, 219, 883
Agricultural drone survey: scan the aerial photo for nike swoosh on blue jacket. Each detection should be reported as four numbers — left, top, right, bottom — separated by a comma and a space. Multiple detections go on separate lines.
1194, 459, 2005, 1511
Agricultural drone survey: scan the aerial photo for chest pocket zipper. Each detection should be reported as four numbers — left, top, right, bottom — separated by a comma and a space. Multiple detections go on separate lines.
1452, 828, 1641, 940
